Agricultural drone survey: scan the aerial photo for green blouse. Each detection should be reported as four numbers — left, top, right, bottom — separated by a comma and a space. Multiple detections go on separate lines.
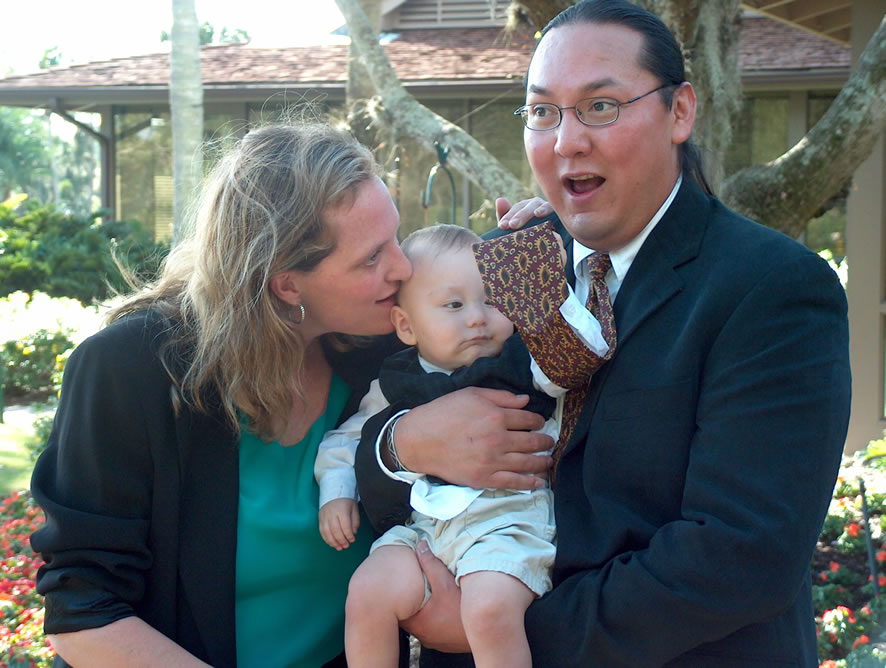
236, 373, 373, 667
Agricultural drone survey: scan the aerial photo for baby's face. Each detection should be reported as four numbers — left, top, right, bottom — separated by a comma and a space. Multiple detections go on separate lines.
396, 246, 514, 370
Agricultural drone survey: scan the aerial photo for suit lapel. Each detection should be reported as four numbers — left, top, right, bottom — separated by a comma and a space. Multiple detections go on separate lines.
615, 180, 708, 344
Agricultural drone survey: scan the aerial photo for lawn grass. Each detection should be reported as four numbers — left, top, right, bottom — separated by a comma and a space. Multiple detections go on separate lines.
0, 419, 34, 496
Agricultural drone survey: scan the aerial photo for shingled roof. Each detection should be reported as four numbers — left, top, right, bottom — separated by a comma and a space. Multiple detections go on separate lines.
0, 16, 850, 108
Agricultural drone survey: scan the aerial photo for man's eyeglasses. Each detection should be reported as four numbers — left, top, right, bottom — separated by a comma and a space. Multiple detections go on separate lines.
514, 83, 679, 131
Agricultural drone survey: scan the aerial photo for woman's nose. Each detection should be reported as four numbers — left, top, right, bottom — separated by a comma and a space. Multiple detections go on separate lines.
389, 244, 412, 282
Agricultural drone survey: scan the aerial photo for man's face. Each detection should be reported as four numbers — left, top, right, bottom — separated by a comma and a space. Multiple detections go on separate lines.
523, 22, 695, 251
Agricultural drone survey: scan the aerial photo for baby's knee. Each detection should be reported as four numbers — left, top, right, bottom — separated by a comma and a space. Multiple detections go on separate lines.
461, 590, 524, 636
346, 563, 385, 617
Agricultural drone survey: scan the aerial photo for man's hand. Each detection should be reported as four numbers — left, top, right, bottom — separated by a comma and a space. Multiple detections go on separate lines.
496, 196, 553, 230
394, 387, 553, 490
318, 498, 360, 550
401, 541, 470, 653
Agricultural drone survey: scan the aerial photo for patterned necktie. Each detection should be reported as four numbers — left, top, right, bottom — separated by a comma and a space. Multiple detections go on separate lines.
585, 252, 617, 352
473, 223, 615, 482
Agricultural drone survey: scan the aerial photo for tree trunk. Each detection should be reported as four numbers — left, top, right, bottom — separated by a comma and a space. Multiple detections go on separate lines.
335, 0, 533, 205
170, 0, 204, 245
638, 0, 743, 187
509, 0, 572, 31
346, 0, 390, 152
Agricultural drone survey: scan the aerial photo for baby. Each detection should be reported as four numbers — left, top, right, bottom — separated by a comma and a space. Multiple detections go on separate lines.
314, 223, 604, 667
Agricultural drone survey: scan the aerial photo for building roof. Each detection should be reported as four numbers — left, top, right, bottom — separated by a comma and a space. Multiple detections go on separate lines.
0, 16, 850, 109
740, 16, 852, 72
743, 0, 852, 45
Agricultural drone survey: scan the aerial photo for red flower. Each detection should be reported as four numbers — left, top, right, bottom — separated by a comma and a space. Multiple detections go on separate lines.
852, 634, 870, 649
820, 661, 839, 668
846, 522, 861, 537
877, 550, 886, 563
829, 561, 840, 572
820, 572, 829, 582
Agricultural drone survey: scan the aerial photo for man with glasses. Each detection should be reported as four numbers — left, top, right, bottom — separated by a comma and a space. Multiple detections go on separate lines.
356, 1, 851, 665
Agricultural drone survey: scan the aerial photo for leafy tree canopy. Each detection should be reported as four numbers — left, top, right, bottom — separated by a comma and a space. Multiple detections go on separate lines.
161, 22, 250, 45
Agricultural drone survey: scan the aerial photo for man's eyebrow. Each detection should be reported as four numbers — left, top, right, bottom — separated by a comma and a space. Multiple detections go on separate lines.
527, 77, 619, 97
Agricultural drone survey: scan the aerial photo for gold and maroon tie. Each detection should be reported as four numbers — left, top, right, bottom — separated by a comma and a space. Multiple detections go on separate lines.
473, 223, 616, 479
585, 251, 617, 353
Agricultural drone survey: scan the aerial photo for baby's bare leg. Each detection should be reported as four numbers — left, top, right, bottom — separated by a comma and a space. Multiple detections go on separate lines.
345, 545, 427, 668
459, 571, 536, 668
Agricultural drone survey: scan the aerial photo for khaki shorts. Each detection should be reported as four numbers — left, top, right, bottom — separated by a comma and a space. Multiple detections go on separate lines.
370, 486, 556, 601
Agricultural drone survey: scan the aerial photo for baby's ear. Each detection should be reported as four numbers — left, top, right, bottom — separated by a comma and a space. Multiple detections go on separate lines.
391, 305, 417, 347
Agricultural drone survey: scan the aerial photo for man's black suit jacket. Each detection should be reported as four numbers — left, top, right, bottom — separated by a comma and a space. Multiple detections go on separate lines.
354, 179, 851, 667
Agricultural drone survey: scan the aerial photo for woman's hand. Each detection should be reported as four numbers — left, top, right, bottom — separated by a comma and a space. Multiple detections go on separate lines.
495, 197, 553, 230
401, 541, 470, 653
394, 387, 553, 490
318, 498, 360, 550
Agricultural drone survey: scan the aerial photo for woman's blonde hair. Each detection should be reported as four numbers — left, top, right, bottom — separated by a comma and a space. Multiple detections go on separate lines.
107, 122, 380, 440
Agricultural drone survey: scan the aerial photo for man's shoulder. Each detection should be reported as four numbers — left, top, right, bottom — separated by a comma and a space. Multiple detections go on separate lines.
671, 181, 816, 263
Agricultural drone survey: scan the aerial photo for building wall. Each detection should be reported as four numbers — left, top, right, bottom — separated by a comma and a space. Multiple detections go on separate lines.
845, 0, 886, 453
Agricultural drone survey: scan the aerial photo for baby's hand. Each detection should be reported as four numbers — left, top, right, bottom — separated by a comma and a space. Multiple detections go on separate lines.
319, 498, 360, 551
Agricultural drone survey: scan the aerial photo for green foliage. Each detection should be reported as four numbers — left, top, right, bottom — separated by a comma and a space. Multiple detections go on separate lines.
0, 107, 101, 216
24, 402, 56, 463
161, 22, 250, 45
0, 199, 168, 305
841, 645, 886, 667
38, 47, 62, 69
0, 109, 53, 203
1, 329, 73, 400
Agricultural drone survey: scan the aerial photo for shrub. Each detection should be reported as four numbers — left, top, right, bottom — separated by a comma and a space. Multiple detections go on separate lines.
24, 402, 57, 463
2, 329, 74, 401
0, 198, 168, 306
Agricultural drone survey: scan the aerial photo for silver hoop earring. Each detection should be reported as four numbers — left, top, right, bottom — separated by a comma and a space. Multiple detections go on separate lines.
291, 303, 306, 324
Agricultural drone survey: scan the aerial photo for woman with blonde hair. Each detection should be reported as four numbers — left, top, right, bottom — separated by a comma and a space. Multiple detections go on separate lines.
29, 122, 416, 668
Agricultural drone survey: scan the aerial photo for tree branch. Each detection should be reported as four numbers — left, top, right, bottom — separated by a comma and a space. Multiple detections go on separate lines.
335, 0, 532, 204
722, 14, 886, 235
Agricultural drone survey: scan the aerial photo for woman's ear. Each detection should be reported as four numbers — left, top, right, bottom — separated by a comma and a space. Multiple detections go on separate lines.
269, 271, 302, 306
391, 305, 417, 347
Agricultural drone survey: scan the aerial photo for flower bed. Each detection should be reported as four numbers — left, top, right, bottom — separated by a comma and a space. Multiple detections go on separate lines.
813, 442, 886, 666
0, 490, 52, 667
3, 441, 886, 666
